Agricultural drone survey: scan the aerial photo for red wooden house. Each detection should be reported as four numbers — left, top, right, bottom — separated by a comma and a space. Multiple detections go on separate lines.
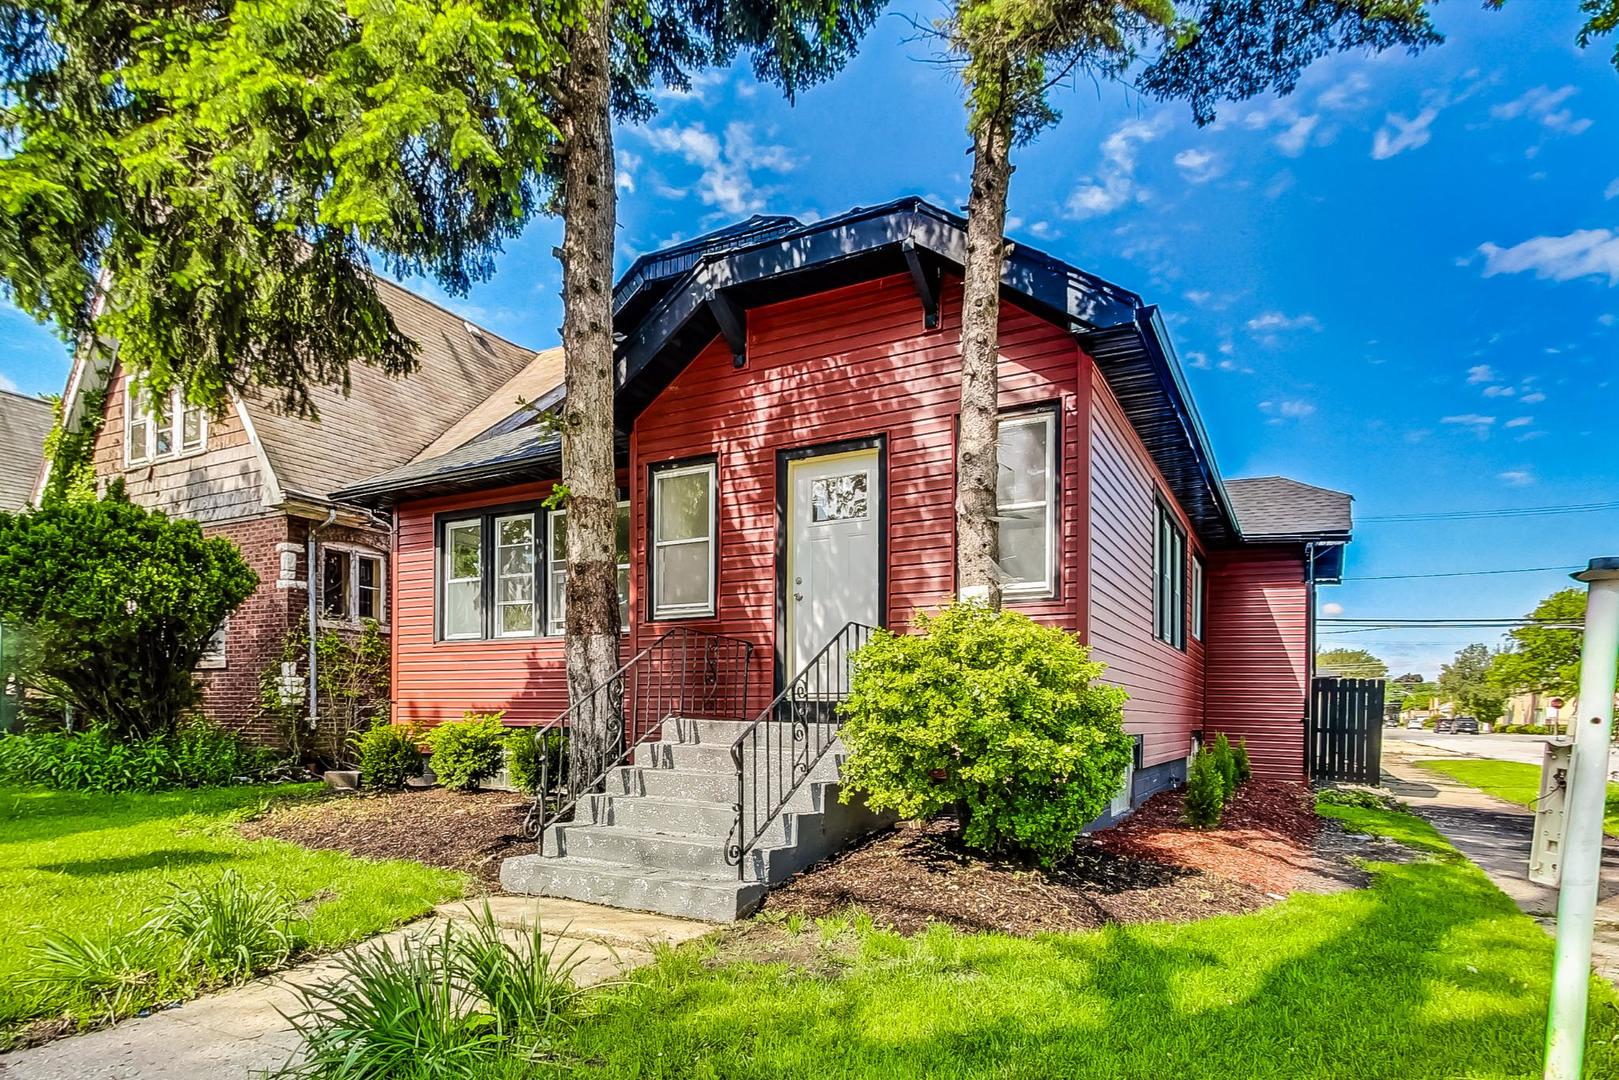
338, 199, 1352, 919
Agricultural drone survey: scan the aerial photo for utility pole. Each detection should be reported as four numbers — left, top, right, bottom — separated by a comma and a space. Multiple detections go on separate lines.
1545, 557, 1619, 1080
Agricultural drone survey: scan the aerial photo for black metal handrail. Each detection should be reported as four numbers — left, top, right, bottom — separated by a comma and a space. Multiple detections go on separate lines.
521, 626, 755, 844
724, 622, 876, 876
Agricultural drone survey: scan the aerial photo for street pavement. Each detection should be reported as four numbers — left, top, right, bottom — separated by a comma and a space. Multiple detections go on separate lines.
1388, 730, 1619, 779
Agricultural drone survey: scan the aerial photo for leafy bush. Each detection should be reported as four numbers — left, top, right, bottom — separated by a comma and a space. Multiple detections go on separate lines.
503, 729, 567, 796
260, 617, 392, 764
0, 485, 258, 739
1233, 737, 1253, 783
0, 721, 278, 792
1184, 747, 1225, 827
352, 724, 423, 791
1317, 787, 1402, 812
152, 870, 297, 981
837, 602, 1132, 864
425, 712, 509, 791
1210, 732, 1237, 799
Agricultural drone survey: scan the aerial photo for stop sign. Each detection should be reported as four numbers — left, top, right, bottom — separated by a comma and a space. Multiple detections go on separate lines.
1550, 698, 1565, 710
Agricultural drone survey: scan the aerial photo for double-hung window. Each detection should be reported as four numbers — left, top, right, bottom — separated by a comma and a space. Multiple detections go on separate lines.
545, 503, 631, 635
494, 514, 538, 637
1153, 501, 1187, 649
125, 384, 206, 465
321, 547, 386, 624
442, 519, 488, 640
650, 462, 717, 619
996, 409, 1058, 598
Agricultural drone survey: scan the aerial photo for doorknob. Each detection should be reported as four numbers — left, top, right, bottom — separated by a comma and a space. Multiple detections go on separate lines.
793, 592, 804, 602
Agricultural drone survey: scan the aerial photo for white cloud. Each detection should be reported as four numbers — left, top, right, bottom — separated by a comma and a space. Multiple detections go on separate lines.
1173, 148, 1222, 184
615, 150, 641, 194
1482, 384, 1516, 398
1316, 72, 1372, 113
1607, 178, 1619, 200
1491, 85, 1592, 135
1520, 391, 1547, 404
1321, 601, 1345, 617
1466, 364, 1495, 384
1065, 116, 1167, 219
1498, 469, 1535, 486
1274, 115, 1321, 158
1185, 351, 1211, 370
1441, 413, 1496, 427
1505, 416, 1534, 428
1478, 229, 1619, 286
641, 121, 795, 215
1247, 311, 1322, 333
1259, 399, 1317, 420
1372, 106, 1441, 160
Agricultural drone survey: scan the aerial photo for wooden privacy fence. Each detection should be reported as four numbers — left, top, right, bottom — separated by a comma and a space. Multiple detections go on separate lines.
1309, 677, 1386, 784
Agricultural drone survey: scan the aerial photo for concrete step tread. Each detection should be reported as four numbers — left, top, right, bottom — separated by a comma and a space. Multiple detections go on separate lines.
533, 854, 751, 889
561, 821, 793, 854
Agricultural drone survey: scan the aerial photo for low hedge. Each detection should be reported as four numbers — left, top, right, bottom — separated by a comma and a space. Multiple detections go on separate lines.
0, 721, 281, 792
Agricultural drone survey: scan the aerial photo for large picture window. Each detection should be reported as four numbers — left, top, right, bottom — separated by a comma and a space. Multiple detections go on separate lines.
125, 384, 206, 465
1154, 501, 1187, 649
546, 503, 631, 635
651, 462, 716, 620
996, 409, 1058, 598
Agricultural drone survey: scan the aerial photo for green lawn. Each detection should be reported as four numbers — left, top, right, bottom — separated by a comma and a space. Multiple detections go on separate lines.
519, 802, 1619, 1079
0, 784, 466, 1045
1416, 757, 1619, 838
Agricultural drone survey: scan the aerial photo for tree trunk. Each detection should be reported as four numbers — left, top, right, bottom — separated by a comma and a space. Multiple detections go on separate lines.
559, 0, 622, 793
956, 112, 1013, 609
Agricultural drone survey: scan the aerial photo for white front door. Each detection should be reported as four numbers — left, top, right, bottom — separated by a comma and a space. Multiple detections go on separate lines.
787, 448, 881, 675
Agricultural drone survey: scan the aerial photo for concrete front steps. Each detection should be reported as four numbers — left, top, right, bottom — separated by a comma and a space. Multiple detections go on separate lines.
500, 717, 891, 922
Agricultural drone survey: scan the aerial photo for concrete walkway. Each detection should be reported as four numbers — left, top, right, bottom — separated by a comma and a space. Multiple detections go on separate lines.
1380, 746, 1619, 985
0, 897, 710, 1080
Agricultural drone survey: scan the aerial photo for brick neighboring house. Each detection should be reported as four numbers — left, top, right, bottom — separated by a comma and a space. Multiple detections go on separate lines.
0, 388, 52, 512
43, 279, 552, 749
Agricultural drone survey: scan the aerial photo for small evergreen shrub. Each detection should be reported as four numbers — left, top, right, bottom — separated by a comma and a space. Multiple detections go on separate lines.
1210, 732, 1237, 799
503, 729, 566, 796
1184, 747, 1225, 827
837, 602, 1132, 865
425, 712, 508, 791
1233, 737, 1253, 783
352, 724, 423, 791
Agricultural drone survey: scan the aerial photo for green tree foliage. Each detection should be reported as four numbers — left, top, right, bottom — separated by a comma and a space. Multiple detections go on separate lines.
0, 485, 257, 738
838, 602, 1132, 864
1440, 643, 1507, 724
352, 723, 424, 791
1184, 747, 1224, 827
424, 711, 508, 791
0, 0, 584, 416
1316, 648, 1389, 680
1490, 588, 1588, 700
38, 386, 106, 505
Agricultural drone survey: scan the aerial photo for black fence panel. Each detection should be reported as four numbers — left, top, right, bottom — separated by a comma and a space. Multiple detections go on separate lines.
1310, 677, 1386, 784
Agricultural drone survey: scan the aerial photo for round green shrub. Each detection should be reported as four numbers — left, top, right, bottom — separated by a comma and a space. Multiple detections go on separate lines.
425, 712, 508, 791
837, 602, 1132, 865
352, 724, 423, 791
503, 729, 567, 796
1184, 747, 1225, 827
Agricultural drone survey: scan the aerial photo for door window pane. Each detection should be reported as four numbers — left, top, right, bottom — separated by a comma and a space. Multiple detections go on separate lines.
811, 473, 869, 522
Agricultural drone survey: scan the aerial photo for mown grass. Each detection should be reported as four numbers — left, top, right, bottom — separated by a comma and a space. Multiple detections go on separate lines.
0, 784, 466, 1046
1416, 757, 1619, 838
490, 801, 1619, 1080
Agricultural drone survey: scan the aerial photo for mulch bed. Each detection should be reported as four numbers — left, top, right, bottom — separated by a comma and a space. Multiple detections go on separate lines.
240, 787, 535, 886
762, 780, 1367, 936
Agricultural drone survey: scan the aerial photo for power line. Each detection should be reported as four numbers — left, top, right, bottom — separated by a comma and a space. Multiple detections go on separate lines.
1319, 617, 1583, 626
1342, 564, 1581, 581
1360, 499, 1619, 523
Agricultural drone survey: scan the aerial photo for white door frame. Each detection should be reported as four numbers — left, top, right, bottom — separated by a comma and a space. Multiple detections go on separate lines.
775, 437, 886, 692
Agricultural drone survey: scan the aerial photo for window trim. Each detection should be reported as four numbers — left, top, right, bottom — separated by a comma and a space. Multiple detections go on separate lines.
318, 543, 388, 629
1153, 498, 1187, 651
545, 501, 632, 636
124, 383, 207, 467
440, 516, 492, 641
1190, 554, 1205, 641
995, 406, 1060, 601
648, 459, 718, 621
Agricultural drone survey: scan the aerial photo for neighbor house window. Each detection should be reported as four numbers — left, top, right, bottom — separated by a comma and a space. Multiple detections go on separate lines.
198, 620, 228, 670
651, 462, 716, 619
1190, 555, 1205, 641
996, 409, 1058, 598
1153, 501, 1186, 649
321, 547, 385, 624
125, 384, 206, 465
545, 502, 631, 635
442, 519, 486, 640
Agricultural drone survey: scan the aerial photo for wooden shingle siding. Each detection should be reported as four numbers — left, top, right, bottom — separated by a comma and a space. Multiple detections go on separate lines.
1086, 364, 1205, 769
94, 364, 268, 523
1204, 546, 1309, 780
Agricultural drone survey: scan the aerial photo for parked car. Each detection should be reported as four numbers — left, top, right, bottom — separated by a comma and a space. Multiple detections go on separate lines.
1406, 718, 1425, 730
1435, 718, 1454, 733
1452, 717, 1479, 734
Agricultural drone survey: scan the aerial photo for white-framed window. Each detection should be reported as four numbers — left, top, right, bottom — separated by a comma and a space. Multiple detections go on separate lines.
996, 409, 1058, 598
495, 513, 537, 638
125, 384, 206, 465
546, 502, 631, 636
1190, 555, 1205, 641
320, 546, 386, 625
1153, 500, 1186, 649
198, 620, 228, 670
651, 462, 717, 620
442, 519, 485, 640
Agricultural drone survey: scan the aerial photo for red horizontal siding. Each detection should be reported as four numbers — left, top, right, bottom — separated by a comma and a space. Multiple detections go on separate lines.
1204, 547, 1309, 780
1086, 365, 1206, 769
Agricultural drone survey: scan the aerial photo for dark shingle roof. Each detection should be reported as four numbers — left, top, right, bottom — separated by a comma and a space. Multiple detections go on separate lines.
1225, 477, 1352, 540
332, 425, 562, 504
0, 389, 52, 510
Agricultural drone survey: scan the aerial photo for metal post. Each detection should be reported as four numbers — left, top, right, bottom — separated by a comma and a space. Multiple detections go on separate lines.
1545, 557, 1619, 1080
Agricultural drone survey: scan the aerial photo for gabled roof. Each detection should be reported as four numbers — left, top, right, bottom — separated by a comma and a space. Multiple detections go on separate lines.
0, 389, 52, 511
413, 345, 565, 462
1224, 477, 1353, 541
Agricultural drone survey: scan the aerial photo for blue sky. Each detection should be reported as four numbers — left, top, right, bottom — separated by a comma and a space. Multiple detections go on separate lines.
2, 1, 1615, 678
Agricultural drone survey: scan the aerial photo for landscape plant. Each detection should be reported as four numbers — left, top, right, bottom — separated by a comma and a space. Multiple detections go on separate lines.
1183, 746, 1224, 828
260, 617, 392, 764
424, 713, 509, 791
838, 602, 1131, 864
1233, 738, 1252, 784
352, 723, 424, 792
0, 486, 257, 739
503, 729, 567, 797
1210, 732, 1237, 800
151, 871, 298, 981
0, 721, 278, 793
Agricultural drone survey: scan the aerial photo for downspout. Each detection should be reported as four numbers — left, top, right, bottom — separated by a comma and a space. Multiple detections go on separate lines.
307, 509, 338, 733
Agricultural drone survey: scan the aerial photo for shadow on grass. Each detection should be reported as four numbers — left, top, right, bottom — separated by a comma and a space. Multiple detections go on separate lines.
38, 849, 234, 877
